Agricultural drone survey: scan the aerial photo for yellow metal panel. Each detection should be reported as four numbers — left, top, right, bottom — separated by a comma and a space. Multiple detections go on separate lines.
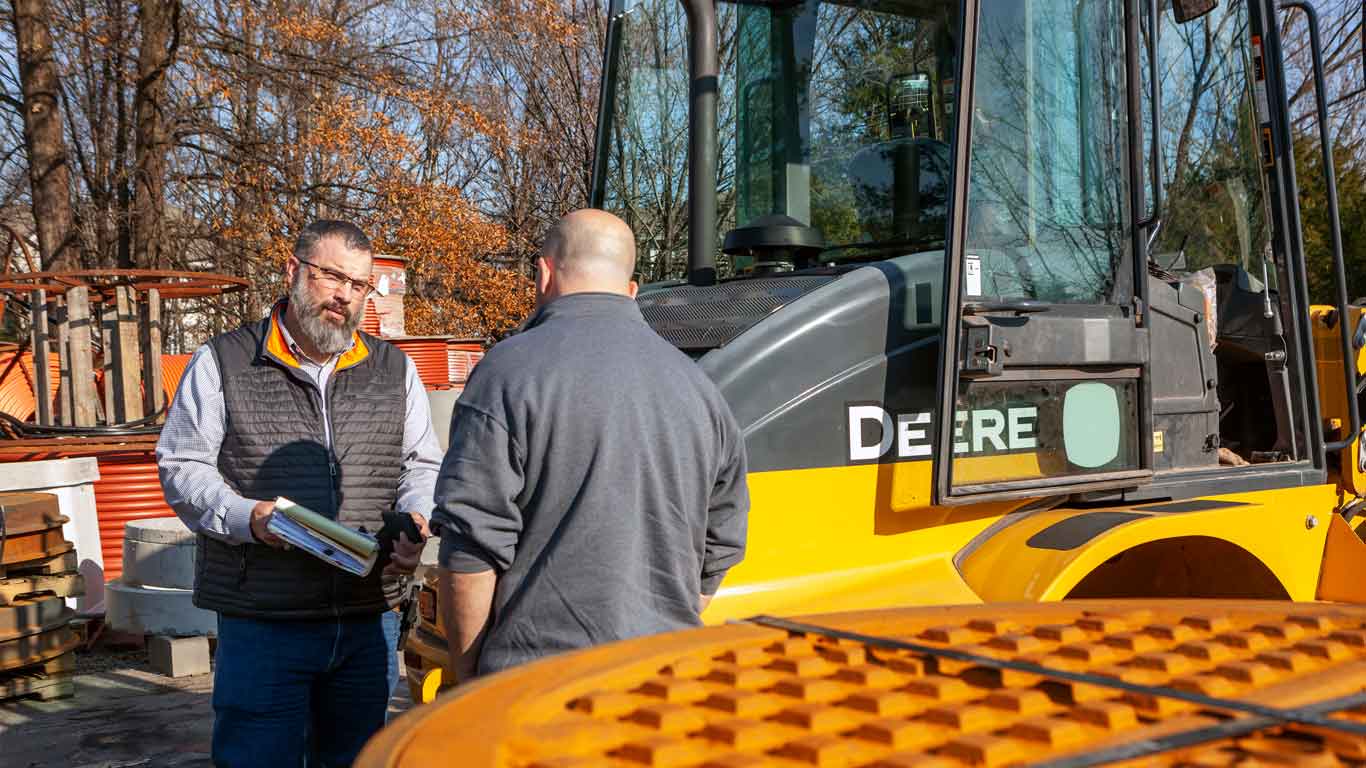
951, 451, 1045, 484
418, 667, 444, 704
1316, 513, 1366, 603
402, 463, 1016, 692
959, 485, 1338, 602
702, 462, 1015, 623
1310, 305, 1366, 494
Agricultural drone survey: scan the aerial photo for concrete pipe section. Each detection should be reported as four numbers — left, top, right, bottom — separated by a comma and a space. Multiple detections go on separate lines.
427, 387, 461, 452
106, 518, 216, 637
358, 599, 1366, 767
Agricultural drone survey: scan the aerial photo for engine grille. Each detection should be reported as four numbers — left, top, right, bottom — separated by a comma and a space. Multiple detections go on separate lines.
638, 276, 837, 351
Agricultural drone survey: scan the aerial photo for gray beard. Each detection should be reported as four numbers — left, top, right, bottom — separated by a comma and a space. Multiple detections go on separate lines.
288, 278, 360, 355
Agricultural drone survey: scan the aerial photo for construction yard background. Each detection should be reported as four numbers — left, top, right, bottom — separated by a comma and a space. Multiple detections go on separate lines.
1, 639, 416, 768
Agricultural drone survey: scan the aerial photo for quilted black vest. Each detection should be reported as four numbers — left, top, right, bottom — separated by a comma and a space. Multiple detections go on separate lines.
192, 304, 407, 619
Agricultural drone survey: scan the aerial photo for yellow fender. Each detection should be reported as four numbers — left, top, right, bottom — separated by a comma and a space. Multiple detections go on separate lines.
1317, 512, 1366, 603
957, 485, 1339, 602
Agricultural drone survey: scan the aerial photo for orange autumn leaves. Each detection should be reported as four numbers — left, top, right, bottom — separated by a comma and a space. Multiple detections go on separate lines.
10, 0, 590, 338
169, 0, 552, 337
376, 181, 534, 339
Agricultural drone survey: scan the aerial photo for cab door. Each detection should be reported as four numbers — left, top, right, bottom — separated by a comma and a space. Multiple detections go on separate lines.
933, 0, 1154, 501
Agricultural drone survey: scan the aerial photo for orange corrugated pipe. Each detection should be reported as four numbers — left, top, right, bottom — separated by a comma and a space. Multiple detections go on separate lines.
0, 352, 60, 421
84, 450, 174, 580
0, 351, 216, 422
391, 339, 449, 389
446, 341, 485, 385
360, 298, 381, 336
160, 354, 193, 404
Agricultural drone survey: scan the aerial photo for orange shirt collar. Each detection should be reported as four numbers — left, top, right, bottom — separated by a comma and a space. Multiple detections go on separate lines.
264, 303, 369, 371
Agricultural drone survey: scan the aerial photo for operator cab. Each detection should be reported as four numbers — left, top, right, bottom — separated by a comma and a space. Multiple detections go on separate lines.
593, 0, 1332, 502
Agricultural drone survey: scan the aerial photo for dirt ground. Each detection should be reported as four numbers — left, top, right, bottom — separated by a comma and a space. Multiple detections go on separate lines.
0, 644, 415, 768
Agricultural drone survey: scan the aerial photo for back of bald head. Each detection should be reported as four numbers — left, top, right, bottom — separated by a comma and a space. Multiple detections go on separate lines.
541, 209, 637, 294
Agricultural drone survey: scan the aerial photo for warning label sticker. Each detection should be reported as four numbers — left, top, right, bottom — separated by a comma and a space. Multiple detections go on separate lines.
965, 254, 982, 296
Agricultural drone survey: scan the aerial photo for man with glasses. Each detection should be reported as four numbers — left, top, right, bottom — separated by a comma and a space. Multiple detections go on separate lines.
157, 220, 442, 767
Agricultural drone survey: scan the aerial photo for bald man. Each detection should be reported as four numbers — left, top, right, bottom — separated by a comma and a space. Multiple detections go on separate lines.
432, 209, 749, 679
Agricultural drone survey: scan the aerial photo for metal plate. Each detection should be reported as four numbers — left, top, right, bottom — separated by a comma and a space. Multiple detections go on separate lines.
359, 600, 1366, 767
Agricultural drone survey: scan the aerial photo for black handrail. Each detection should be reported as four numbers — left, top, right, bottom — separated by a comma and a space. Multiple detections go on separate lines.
589, 0, 627, 210
1280, 1, 1359, 452
1141, 0, 1164, 252
681, 0, 718, 287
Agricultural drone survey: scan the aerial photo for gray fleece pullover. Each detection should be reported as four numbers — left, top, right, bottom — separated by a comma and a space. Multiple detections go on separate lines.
434, 292, 749, 675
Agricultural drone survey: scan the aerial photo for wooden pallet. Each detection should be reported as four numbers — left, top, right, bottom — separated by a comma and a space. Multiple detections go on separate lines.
0, 542, 76, 577
0, 493, 63, 537
0, 494, 80, 697
0, 651, 75, 703
0, 625, 80, 674
0, 594, 71, 642
1, 493, 72, 575
4, 549, 78, 577
0, 528, 72, 570
0, 571, 83, 606
0, 594, 79, 674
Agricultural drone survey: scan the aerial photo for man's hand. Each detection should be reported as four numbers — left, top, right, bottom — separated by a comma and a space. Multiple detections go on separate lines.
249, 500, 287, 548
383, 512, 430, 577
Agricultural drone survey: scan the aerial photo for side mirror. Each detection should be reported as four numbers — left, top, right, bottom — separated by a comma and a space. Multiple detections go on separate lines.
1171, 0, 1218, 23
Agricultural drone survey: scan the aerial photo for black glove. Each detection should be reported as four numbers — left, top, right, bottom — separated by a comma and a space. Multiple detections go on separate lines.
377, 509, 426, 564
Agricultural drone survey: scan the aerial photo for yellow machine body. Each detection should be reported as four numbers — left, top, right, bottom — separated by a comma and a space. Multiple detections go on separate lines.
398, 0, 1366, 708
1312, 305, 1366, 495
402, 314, 1366, 703
404, 460, 1366, 703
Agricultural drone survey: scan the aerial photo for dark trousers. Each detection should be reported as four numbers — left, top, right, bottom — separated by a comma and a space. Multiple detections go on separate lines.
211, 611, 400, 768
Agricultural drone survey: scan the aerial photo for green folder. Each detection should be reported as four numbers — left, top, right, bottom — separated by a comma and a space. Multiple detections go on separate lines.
272, 497, 378, 559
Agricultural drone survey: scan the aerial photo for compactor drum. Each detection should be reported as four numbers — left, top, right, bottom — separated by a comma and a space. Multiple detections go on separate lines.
368, 601, 1366, 766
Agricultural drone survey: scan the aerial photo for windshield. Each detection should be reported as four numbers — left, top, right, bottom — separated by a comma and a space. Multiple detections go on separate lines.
963, 0, 1132, 304
596, 0, 1130, 295
735, 1, 960, 262
596, 0, 961, 281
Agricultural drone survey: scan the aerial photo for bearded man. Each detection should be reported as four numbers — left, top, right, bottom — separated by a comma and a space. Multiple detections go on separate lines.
157, 220, 441, 768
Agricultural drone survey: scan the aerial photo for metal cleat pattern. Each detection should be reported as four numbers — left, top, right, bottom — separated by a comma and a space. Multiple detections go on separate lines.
357, 601, 1366, 767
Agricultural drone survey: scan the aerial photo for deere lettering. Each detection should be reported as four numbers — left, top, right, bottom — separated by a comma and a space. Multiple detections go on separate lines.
847, 405, 1039, 462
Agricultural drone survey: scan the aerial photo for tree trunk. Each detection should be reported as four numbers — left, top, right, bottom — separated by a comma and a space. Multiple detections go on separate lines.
132, 0, 180, 269
10, 0, 81, 271
113, 0, 132, 268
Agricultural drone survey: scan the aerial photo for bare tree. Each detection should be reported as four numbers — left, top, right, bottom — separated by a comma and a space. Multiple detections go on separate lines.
133, 0, 180, 268
9, 0, 80, 270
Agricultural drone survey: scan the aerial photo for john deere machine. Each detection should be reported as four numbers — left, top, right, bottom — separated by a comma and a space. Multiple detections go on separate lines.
400, 0, 1366, 707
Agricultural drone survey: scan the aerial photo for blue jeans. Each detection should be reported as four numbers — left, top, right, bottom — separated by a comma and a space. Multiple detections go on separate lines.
212, 610, 401, 768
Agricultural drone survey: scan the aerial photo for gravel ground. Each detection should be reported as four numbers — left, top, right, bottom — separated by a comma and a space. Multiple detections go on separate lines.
0, 642, 415, 768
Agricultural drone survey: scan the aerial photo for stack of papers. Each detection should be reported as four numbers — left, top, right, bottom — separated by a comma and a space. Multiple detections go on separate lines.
266, 497, 379, 577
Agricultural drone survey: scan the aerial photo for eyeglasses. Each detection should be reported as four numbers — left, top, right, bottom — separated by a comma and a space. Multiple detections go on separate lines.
294, 256, 374, 298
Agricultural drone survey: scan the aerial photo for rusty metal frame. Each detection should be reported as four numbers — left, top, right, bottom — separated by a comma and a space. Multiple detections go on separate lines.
0, 269, 250, 300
